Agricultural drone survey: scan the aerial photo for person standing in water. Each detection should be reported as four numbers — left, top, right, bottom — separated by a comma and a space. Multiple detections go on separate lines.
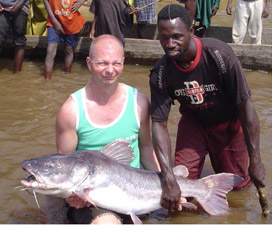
150, 4, 266, 212
56, 34, 161, 224
0, 0, 29, 73
43, 0, 86, 79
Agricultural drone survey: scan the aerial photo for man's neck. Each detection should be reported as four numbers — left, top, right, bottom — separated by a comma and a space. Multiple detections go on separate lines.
176, 38, 197, 69
86, 81, 122, 105
84, 81, 126, 125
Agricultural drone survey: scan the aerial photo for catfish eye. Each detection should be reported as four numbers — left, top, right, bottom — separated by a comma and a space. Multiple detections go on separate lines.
47, 161, 55, 168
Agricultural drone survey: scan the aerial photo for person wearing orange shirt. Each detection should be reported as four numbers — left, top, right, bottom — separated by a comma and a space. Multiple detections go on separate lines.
43, 0, 86, 80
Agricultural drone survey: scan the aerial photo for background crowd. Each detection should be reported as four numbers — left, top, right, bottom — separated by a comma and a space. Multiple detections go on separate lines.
0, 0, 270, 77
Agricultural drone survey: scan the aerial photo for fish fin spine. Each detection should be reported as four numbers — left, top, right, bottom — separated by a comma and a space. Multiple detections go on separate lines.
100, 140, 134, 166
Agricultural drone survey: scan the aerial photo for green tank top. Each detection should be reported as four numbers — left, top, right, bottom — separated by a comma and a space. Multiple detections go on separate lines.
71, 84, 140, 168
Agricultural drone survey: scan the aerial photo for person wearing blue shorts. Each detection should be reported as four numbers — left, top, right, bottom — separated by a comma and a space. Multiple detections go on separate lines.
45, 26, 79, 79
43, 0, 86, 79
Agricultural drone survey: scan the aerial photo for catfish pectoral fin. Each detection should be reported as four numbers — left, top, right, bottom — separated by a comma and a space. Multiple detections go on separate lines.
75, 188, 98, 209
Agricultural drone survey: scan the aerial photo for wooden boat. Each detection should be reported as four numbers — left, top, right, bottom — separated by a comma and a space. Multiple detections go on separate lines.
2, 24, 272, 71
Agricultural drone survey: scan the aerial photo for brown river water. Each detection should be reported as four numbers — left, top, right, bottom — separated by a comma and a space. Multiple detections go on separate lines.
0, 58, 271, 224
0, 0, 272, 223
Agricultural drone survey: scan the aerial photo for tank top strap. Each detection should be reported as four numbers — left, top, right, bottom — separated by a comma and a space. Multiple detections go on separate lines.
124, 84, 140, 129
71, 87, 86, 131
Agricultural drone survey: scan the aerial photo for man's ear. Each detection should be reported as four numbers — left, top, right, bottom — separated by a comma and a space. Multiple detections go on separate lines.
189, 25, 194, 36
86, 56, 92, 71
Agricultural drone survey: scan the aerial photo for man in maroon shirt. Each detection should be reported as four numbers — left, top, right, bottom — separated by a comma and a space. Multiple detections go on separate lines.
150, 4, 266, 213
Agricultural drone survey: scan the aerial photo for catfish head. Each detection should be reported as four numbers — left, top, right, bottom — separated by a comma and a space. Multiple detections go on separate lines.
21, 152, 91, 198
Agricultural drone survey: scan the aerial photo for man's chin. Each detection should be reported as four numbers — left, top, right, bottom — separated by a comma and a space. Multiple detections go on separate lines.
166, 52, 182, 60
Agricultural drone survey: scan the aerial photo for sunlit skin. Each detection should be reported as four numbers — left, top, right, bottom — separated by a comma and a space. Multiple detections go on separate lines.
86, 42, 124, 87
158, 18, 197, 69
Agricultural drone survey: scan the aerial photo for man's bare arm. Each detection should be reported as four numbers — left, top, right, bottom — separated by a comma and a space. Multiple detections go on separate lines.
185, 0, 196, 22
56, 96, 91, 208
262, 0, 270, 18
237, 98, 265, 187
152, 121, 182, 212
43, 0, 64, 34
137, 92, 160, 171
56, 97, 78, 154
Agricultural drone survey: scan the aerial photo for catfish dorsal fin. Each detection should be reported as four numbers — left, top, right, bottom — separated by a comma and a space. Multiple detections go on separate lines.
100, 140, 134, 166
173, 165, 189, 178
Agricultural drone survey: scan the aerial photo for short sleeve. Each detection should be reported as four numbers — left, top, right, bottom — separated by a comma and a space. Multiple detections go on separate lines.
225, 58, 251, 105
149, 69, 173, 122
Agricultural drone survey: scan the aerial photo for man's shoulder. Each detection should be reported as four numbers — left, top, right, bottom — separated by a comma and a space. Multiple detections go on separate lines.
200, 37, 232, 52
136, 91, 149, 106
56, 95, 77, 127
124, 83, 137, 94
199, 37, 238, 75
152, 54, 169, 74
61, 96, 77, 114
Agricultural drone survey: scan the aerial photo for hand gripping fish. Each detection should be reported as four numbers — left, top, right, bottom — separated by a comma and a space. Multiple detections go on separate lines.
21, 140, 243, 224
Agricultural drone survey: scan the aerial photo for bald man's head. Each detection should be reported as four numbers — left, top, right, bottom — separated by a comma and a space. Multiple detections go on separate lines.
89, 35, 124, 59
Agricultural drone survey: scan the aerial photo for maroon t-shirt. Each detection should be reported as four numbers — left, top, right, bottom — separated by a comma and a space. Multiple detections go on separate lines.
149, 37, 251, 125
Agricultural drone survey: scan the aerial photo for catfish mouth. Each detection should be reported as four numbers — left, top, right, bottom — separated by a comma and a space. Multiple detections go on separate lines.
23, 173, 36, 183
21, 168, 59, 190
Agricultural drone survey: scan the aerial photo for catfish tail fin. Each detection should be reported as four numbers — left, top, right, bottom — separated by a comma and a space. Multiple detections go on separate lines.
194, 173, 243, 215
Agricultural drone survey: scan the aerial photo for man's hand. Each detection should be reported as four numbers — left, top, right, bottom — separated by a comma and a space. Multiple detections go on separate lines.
130, 7, 140, 15
71, 0, 85, 13
211, 6, 218, 16
161, 178, 182, 212
65, 195, 91, 209
89, 31, 95, 41
226, 4, 232, 15
0, 3, 3, 11
262, 5, 269, 18
53, 20, 65, 34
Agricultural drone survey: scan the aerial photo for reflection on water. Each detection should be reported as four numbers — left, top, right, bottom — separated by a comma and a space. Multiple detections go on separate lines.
0, 58, 271, 223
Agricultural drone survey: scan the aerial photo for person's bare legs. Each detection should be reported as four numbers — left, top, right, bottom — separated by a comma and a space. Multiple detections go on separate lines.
64, 45, 74, 73
14, 46, 25, 73
44, 43, 58, 80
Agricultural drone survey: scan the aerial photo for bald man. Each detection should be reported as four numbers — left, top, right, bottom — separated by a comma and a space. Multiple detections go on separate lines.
55, 34, 160, 224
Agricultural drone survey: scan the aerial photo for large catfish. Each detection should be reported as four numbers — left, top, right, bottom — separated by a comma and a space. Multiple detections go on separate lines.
21, 140, 242, 224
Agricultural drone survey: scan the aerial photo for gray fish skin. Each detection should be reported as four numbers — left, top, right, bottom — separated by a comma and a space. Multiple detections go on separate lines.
21, 140, 243, 223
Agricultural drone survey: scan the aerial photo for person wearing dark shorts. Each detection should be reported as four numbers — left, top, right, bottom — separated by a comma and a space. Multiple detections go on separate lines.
66, 205, 133, 224
0, 0, 29, 73
175, 115, 251, 189
134, 0, 157, 39
47, 26, 80, 47
149, 4, 266, 212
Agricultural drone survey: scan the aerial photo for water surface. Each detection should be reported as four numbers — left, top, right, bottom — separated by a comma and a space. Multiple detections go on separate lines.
0, 58, 271, 224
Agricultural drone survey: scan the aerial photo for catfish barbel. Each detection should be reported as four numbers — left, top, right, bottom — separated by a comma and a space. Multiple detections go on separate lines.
21, 140, 243, 224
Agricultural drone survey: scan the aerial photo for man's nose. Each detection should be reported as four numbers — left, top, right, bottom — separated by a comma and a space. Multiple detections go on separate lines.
166, 38, 176, 48
105, 64, 114, 73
